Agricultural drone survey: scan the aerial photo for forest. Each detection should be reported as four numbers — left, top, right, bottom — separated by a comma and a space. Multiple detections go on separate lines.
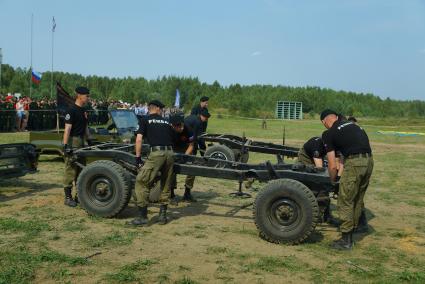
1, 64, 424, 118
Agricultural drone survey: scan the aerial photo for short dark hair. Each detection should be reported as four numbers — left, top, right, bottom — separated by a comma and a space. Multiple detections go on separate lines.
320, 109, 338, 120
200, 96, 209, 102
75, 86, 90, 95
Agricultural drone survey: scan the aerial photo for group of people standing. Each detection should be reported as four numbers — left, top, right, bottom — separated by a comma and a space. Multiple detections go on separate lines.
61, 86, 373, 251
297, 111, 373, 250
61, 86, 211, 226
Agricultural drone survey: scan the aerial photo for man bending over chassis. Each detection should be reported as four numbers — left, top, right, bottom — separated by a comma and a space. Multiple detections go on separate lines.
169, 114, 196, 202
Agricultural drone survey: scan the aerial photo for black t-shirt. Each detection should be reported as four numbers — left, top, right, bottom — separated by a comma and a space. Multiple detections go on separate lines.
191, 105, 208, 132
184, 114, 204, 142
173, 126, 194, 153
64, 104, 88, 137
136, 113, 174, 146
303, 137, 326, 159
322, 120, 371, 157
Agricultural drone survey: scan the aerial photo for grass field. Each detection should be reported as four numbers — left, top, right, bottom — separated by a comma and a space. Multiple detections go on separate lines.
1, 117, 425, 283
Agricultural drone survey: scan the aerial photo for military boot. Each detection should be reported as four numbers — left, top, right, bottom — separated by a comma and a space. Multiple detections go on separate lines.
354, 210, 369, 233
182, 186, 197, 202
327, 215, 342, 228
331, 231, 353, 250
128, 206, 149, 226
64, 187, 77, 207
158, 204, 168, 225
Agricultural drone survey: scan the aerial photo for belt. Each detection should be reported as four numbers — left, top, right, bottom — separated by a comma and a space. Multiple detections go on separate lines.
150, 146, 173, 152
346, 153, 372, 159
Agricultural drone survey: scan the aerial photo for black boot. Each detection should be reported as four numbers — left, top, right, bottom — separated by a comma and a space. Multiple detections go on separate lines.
331, 231, 353, 250
64, 187, 77, 207
182, 186, 197, 202
158, 204, 168, 225
128, 206, 149, 226
354, 210, 369, 233
327, 215, 342, 228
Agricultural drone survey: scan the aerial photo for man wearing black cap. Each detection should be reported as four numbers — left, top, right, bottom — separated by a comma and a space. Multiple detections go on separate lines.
62, 86, 91, 207
180, 108, 211, 201
130, 100, 175, 226
169, 113, 195, 201
320, 109, 374, 250
191, 96, 209, 155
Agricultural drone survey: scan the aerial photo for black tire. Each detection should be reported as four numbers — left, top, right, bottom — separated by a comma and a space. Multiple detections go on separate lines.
77, 160, 131, 218
204, 144, 235, 161
253, 179, 320, 244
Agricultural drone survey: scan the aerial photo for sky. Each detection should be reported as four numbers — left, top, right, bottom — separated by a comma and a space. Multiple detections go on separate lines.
1, 0, 424, 101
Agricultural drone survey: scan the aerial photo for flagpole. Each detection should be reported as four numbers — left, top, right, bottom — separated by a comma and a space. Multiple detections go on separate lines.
50, 17, 55, 99
29, 13, 33, 98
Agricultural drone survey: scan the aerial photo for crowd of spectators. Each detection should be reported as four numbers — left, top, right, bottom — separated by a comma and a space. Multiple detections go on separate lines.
0, 94, 183, 132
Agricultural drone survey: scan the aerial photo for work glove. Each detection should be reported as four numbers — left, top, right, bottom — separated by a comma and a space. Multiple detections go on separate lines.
86, 138, 96, 146
136, 156, 144, 169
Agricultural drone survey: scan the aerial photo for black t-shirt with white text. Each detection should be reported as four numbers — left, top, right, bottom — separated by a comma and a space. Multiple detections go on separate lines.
136, 113, 174, 146
184, 114, 204, 142
173, 126, 194, 153
303, 137, 326, 159
322, 120, 371, 157
64, 104, 88, 137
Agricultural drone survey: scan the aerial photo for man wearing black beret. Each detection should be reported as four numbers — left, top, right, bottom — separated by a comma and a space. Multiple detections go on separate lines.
130, 99, 175, 226
191, 96, 210, 155
320, 109, 373, 250
62, 86, 91, 207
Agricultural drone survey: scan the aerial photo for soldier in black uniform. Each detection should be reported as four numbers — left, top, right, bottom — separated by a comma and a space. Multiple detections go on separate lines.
169, 113, 196, 201
130, 100, 175, 226
320, 109, 374, 250
190, 96, 209, 155
182, 108, 210, 199
297, 137, 326, 167
62, 87, 91, 207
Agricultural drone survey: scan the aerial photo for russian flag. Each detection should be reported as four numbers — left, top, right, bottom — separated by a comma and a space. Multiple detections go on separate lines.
32, 70, 42, 84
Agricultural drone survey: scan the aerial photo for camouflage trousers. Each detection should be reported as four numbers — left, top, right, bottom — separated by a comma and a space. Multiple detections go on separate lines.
63, 137, 84, 187
134, 149, 174, 207
297, 147, 315, 166
171, 174, 195, 191
338, 155, 374, 233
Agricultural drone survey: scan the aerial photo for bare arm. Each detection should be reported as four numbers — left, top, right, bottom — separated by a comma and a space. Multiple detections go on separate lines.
185, 142, 194, 155
63, 124, 72, 145
313, 158, 323, 168
326, 151, 338, 182
135, 133, 143, 157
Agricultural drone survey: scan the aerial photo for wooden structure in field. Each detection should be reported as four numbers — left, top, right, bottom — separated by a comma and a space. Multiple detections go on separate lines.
276, 101, 303, 120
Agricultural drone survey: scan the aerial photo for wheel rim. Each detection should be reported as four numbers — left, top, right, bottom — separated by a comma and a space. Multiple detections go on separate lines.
87, 176, 115, 206
209, 151, 228, 160
269, 198, 301, 229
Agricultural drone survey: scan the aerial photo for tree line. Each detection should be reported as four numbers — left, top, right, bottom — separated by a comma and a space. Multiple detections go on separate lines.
1, 64, 425, 118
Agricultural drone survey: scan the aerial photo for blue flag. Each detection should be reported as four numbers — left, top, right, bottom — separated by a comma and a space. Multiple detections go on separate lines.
174, 89, 180, 108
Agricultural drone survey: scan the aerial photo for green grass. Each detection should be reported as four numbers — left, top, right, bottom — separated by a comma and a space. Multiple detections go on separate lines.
1, 117, 425, 283
104, 259, 158, 283
0, 217, 50, 237
0, 247, 89, 284
83, 231, 139, 248
241, 255, 303, 273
